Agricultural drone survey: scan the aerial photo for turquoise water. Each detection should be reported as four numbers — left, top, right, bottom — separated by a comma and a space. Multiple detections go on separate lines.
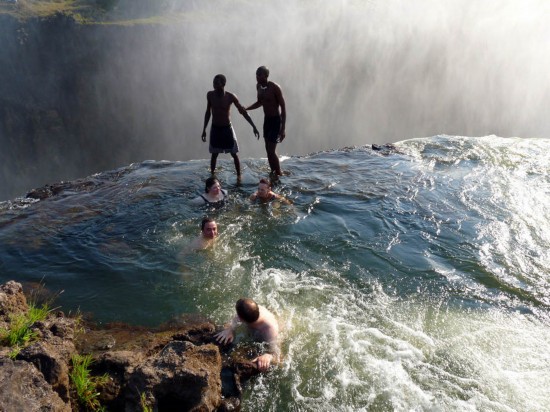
1, 135, 549, 411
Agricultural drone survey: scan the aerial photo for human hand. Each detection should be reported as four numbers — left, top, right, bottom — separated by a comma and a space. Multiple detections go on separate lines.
201, 131, 207, 142
254, 128, 260, 139
252, 353, 273, 372
214, 328, 234, 345
278, 130, 286, 142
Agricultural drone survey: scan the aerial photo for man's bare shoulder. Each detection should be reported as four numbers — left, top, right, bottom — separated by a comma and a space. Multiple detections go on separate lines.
226, 91, 241, 103
259, 306, 279, 331
268, 81, 281, 91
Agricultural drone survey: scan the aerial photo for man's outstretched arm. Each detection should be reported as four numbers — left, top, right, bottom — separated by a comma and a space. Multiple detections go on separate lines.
246, 101, 262, 111
235, 99, 260, 138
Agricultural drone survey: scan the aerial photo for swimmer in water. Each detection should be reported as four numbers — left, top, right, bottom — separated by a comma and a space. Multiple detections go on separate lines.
186, 217, 218, 251
215, 298, 280, 372
191, 177, 228, 206
250, 178, 291, 204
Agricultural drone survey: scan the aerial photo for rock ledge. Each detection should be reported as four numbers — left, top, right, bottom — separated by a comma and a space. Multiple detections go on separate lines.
0, 281, 260, 411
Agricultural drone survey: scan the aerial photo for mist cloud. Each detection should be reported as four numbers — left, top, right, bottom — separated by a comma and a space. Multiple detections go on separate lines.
2, 0, 549, 200
98, 0, 550, 156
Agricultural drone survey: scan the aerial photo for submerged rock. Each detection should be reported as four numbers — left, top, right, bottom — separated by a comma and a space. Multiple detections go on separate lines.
371, 143, 401, 154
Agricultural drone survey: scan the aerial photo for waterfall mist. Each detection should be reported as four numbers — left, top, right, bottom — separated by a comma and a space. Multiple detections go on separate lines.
1, 0, 549, 200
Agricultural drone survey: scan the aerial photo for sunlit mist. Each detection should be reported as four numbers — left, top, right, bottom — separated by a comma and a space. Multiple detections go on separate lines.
1, 0, 550, 199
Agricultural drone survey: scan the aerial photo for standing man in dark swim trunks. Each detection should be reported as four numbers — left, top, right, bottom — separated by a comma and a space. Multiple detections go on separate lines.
246, 66, 287, 176
202, 74, 260, 176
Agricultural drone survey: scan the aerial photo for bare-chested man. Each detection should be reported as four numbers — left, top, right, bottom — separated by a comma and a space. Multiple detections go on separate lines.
202, 74, 260, 176
246, 66, 287, 176
215, 298, 280, 372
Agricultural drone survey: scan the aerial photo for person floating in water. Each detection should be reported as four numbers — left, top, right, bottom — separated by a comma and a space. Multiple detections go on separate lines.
201, 74, 260, 176
250, 178, 291, 204
187, 217, 218, 251
215, 298, 280, 372
191, 177, 228, 207
246, 66, 287, 177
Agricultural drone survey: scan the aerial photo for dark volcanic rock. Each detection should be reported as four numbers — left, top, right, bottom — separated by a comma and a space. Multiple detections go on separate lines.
16, 314, 77, 401
126, 341, 223, 411
0, 280, 29, 325
0, 358, 70, 412
18, 339, 74, 402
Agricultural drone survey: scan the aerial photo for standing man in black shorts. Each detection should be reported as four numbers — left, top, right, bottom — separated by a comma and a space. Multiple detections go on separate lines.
246, 66, 287, 176
201, 74, 260, 176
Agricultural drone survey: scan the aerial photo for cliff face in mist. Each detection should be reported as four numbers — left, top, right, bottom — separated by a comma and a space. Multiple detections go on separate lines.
0, 13, 203, 201
2, 14, 91, 201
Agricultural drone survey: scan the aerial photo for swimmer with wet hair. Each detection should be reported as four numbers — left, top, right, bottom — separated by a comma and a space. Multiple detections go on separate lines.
191, 177, 228, 206
250, 178, 291, 204
215, 298, 280, 372
184, 217, 218, 252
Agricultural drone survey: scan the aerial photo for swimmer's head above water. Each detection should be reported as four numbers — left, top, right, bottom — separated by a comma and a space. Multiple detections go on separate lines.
201, 217, 218, 239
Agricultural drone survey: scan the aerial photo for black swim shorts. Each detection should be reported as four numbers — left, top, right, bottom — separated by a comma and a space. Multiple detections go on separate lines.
263, 115, 281, 143
209, 124, 239, 154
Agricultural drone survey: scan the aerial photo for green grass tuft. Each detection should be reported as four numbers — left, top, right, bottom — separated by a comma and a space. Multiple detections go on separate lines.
70, 354, 108, 411
0, 302, 51, 353
140, 392, 153, 412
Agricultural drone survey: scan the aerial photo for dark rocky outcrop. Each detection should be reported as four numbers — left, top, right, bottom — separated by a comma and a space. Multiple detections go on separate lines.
0, 280, 28, 325
0, 281, 262, 411
17, 323, 76, 402
126, 341, 222, 411
0, 358, 71, 412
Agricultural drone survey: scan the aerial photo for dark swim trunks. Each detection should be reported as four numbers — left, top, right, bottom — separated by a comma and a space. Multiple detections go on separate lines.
209, 124, 239, 154
263, 115, 281, 143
